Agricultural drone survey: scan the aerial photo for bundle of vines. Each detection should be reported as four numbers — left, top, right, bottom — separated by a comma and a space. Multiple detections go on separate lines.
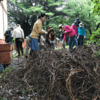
0, 45, 100, 100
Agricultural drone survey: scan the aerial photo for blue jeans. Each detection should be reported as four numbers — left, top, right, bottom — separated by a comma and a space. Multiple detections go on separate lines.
31, 38, 39, 51
69, 35, 78, 49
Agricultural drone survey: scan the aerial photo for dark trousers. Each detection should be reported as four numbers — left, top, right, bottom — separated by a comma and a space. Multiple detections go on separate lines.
78, 35, 84, 46
69, 35, 78, 49
15, 38, 23, 56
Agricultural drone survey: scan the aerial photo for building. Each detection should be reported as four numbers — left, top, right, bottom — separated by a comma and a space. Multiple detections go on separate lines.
0, 0, 8, 39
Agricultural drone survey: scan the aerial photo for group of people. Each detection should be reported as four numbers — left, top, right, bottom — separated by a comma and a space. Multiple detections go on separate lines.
4, 24, 24, 57
4, 13, 86, 59
59, 18, 86, 50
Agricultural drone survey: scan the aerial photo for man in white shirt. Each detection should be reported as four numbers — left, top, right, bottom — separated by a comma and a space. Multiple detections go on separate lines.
12, 24, 24, 57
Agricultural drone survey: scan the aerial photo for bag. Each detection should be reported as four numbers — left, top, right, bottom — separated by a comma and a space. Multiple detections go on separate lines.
0, 64, 4, 71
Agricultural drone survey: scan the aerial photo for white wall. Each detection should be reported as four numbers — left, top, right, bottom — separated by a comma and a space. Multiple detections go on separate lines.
0, 0, 8, 39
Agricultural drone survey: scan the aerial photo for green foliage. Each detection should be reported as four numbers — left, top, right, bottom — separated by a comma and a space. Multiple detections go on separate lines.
8, 0, 100, 38
90, 28, 100, 44
91, 0, 100, 15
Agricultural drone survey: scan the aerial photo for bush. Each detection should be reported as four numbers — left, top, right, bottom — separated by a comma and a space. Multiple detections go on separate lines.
90, 28, 100, 45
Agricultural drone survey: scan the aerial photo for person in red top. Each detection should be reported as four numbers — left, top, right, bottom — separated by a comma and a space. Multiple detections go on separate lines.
70, 18, 80, 46
62, 25, 78, 50
71, 18, 80, 36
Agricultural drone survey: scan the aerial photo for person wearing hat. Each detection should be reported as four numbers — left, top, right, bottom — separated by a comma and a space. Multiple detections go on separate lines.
4, 27, 14, 44
78, 22, 86, 46
30, 13, 47, 57
58, 24, 65, 48
46, 27, 55, 49
63, 25, 78, 50
71, 18, 80, 36
70, 18, 80, 46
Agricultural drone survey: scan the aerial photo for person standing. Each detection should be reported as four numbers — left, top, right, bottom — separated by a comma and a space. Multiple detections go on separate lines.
78, 22, 86, 46
58, 25, 65, 48
12, 24, 24, 57
71, 18, 80, 36
71, 18, 80, 46
30, 13, 47, 57
4, 27, 13, 44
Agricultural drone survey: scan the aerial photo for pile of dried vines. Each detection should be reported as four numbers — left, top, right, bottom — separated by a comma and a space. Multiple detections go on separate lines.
0, 45, 100, 100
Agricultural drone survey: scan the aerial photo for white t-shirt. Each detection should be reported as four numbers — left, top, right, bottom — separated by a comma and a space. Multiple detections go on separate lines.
12, 27, 24, 38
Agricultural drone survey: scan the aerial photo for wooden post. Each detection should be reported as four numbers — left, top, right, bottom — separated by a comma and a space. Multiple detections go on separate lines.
0, 0, 8, 39
2, 2, 5, 38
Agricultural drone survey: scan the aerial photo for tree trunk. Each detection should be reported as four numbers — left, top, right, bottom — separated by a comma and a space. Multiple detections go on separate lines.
88, 28, 92, 34
96, 23, 100, 30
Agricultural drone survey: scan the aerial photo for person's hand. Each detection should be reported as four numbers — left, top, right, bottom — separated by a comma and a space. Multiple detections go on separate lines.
61, 40, 64, 44
64, 31, 67, 33
50, 41, 52, 44
84, 36, 86, 38
42, 29, 47, 34
41, 36, 45, 42
52, 41, 55, 44
60, 34, 62, 38
45, 31, 48, 34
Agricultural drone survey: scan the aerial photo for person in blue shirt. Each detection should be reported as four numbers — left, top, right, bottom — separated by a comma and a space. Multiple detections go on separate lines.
4, 27, 13, 44
78, 23, 86, 46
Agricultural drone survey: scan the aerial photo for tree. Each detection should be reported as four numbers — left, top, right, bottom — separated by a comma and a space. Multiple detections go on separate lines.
91, 0, 100, 30
7, 0, 64, 36
8, 0, 100, 37
62, 0, 100, 34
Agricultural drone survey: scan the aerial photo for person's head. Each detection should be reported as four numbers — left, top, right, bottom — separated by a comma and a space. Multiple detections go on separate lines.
58, 24, 64, 31
38, 13, 47, 22
48, 26, 52, 29
17, 24, 21, 27
9, 27, 13, 31
74, 18, 80, 24
48, 26, 52, 30
48, 28, 55, 35
79, 22, 83, 27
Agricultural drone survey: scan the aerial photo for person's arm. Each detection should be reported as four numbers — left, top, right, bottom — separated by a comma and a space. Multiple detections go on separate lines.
64, 26, 72, 34
4, 30, 9, 36
78, 27, 80, 35
37, 22, 47, 35
12, 30, 16, 38
63, 34, 66, 42
21, 29, 24, 39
